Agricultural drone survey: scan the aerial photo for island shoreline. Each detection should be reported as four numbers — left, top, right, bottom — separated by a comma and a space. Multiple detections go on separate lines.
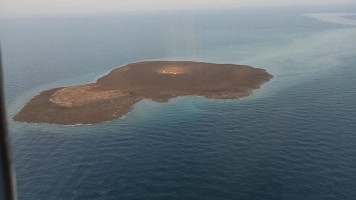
13, 61, 273, 125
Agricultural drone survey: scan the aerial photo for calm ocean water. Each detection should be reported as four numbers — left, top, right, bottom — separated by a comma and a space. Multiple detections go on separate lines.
1, 5, 356, 200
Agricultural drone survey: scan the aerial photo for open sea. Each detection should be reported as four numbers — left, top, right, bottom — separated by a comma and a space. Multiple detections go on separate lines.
1, 5, 356, 200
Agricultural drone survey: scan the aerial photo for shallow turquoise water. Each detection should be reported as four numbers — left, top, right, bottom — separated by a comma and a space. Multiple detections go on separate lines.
1, 5, 356, 200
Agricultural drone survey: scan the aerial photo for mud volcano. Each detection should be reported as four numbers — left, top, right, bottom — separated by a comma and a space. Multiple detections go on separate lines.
13, 61, 273, 125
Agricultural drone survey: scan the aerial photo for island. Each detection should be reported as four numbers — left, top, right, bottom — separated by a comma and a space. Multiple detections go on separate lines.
13, 61, 273, 125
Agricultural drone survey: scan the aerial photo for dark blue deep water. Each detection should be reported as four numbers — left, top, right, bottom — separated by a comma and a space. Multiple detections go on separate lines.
1, 5, 356, 200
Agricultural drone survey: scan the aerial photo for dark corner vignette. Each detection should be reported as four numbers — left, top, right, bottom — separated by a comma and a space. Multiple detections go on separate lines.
0, 43, 17, 200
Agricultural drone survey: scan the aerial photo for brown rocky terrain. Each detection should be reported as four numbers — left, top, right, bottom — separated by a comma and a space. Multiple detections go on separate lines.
13, 61, 273, 125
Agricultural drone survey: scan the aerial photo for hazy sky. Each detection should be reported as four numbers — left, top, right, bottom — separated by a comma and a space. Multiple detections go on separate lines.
1, 0, 355, 16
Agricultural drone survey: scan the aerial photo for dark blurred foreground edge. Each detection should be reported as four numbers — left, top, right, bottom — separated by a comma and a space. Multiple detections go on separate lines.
0, 44, 17, 199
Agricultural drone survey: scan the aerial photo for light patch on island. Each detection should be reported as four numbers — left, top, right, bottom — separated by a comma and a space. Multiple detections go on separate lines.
158, 67, 185, 75
50, 84, 124, 107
